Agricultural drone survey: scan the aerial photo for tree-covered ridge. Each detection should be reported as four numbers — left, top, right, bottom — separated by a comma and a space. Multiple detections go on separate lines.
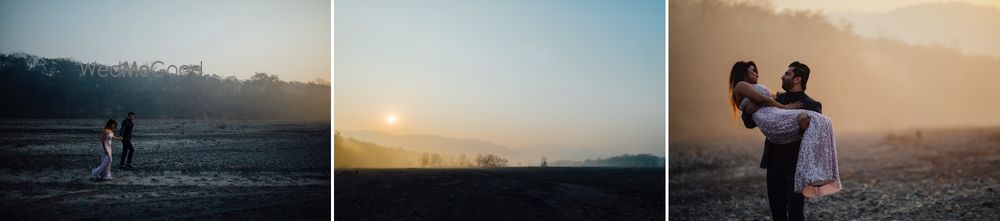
550, 154, 665, 167
0, 53, 329, 120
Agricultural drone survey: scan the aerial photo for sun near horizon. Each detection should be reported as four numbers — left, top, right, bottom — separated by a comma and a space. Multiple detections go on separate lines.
386, 114, 398, 125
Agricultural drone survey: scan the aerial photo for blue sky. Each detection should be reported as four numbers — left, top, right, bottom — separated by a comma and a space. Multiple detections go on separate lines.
0, 0, 330, 82
335, 0, 665, 156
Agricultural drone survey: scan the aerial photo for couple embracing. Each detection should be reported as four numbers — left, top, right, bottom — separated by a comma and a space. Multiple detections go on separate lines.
729, 61, 841, 220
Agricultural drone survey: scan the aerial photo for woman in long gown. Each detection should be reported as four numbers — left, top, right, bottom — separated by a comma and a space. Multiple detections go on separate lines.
728, 61, 842, 198
92, 119, 122, 181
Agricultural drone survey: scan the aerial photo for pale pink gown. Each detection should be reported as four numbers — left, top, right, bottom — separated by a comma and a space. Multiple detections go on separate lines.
741, 84, 841, 198
91, 131, 113, 180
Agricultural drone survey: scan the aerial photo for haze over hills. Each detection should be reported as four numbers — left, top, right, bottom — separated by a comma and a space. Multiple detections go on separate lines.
338, 130, 616, 165
338, 130, 526, 163
519, 143, 605, 162
670, 0, 1000, 141
827, 1, 1000, 57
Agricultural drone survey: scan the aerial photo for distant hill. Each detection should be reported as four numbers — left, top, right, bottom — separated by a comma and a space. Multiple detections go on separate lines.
338, 130, 628, 165
518, 143, 604, 162
335, 131, 422, 168
338, 130, 526, 163
828, 2, 1000, 57
337, 130, 667, 167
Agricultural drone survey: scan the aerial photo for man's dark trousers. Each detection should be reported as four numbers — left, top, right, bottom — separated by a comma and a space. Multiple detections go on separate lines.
742, 91, 821, 221
120, 139, 134, 166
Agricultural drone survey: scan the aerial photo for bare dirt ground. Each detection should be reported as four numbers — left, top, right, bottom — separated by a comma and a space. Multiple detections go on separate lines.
0, 119, 331, 220
335, 167, 665, 221
669, 128, 1000, 220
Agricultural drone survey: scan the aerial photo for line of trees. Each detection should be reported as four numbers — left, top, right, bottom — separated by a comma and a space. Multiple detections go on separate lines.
335, 131, 512, 169
419, 153, 445, 167
583, 154, 664, 167
544, 154, 665, 167
0, 52, 329, 120
474, 153, 508, 168
417, 153, 508, 168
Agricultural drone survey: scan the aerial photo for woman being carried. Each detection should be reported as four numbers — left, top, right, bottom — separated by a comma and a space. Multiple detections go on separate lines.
728, 61, 841, 198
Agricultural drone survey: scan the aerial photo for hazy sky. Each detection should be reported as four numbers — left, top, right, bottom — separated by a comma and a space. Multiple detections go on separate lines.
335, 0, 665, 155
0, 0, 330, 83
769, 0, 1000, 13
769, 0, 1000, 57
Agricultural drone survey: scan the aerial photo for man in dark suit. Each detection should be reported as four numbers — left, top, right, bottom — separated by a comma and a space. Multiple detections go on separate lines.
120, 112, 136, 168
742, 61, 820, 221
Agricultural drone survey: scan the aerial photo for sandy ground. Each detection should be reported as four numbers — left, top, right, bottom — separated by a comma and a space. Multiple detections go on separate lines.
335, 167, 665, 221
669, 128, 1000, 220
0, 119, 331, 220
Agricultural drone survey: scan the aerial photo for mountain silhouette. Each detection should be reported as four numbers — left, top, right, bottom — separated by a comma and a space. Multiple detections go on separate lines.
338, 130, 526, 162
828, 2, 1000, 57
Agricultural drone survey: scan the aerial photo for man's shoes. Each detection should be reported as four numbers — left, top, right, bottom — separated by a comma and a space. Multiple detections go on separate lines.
125, 164, 135, 169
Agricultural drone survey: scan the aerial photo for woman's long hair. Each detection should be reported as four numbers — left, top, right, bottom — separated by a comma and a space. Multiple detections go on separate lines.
103, 119, 117, 131
728, 61, 757, 123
